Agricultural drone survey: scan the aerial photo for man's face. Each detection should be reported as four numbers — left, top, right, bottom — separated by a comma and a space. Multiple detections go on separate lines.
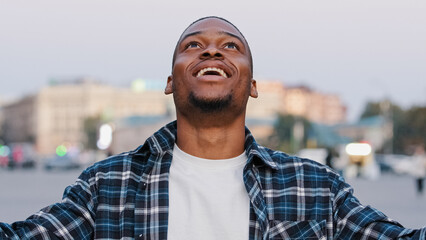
165, 18, 257, 115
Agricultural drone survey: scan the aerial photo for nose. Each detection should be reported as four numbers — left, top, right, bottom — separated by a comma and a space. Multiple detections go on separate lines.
200, 46, 223, 60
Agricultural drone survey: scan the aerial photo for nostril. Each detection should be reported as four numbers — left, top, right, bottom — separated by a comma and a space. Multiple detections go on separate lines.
214, 52, 223, 58
200, 49, 223, 59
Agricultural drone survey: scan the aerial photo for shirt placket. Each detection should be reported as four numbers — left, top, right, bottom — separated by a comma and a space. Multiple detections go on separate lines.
135, 152, 173, 240
134, 168, 152, 240
244, 165, 269, 240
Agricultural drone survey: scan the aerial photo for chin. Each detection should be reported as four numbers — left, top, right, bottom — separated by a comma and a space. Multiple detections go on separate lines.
188, 92, 232, 113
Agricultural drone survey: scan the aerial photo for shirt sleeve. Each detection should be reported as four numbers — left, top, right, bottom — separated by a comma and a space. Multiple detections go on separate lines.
330, 173, 426, 239
0, 168, 98, 240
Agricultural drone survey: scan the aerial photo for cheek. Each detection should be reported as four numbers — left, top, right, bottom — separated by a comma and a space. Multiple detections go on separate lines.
172, 60, 185, 76
173, 54, 193, 75
236, 59, 252, 83
235, 57, 252, 75
171, 57, 192, 90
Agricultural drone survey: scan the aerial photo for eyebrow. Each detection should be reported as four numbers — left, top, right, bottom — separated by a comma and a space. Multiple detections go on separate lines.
218, 31, 244, 44
179, 31, 203, 43
179, 30, 245, 45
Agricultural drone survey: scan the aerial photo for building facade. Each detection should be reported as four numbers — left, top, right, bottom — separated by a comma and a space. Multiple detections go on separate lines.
245, 81, 347, 141
3, 79, 347, 155
2, 79, 173, 155
283, 86, 346, 125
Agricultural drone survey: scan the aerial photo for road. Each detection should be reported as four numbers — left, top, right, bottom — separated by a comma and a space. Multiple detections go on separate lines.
1, 167, 425, 229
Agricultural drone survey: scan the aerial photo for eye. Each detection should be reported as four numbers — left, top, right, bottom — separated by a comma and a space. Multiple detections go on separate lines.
224, 42, 239, 50
185, 41, 201, 49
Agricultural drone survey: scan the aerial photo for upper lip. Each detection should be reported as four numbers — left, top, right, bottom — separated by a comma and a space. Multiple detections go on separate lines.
192, 63, 233, 78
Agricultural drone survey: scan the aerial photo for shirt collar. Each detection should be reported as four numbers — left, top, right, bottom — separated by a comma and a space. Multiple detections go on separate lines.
244, 126, 279, 170
142, 120, 278, 170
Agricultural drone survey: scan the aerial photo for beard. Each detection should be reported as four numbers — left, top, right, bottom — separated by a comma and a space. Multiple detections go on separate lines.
188, 92, 232, 113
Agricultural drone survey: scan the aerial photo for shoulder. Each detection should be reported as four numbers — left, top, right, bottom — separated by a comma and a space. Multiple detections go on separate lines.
258, 146, 342, 188
261, 146, 329, 171
80, 143, 153, 182
81, 121, 176, 180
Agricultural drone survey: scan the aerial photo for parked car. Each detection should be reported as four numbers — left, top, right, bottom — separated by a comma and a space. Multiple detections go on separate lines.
297, 148, 328, 165
375, 154, 415, 174
44, 155, 80, 171
7, 143, 37, 169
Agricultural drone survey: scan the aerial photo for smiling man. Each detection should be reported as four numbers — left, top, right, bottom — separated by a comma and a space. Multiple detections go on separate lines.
1, 16, 425, 240
165, 17, 257, 160
164, 17, 257, 240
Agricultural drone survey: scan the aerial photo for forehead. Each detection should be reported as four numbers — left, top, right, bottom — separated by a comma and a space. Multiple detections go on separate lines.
180, 18, 244, 42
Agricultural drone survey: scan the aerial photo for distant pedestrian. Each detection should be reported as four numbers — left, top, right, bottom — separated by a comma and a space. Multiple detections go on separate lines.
412, 145, 426, 195
325, 147, 334, 169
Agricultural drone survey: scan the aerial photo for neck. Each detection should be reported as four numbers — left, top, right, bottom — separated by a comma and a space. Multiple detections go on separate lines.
175, 112, 246, 159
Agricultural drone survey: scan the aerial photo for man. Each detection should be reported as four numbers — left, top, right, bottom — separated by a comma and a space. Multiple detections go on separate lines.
1, 16, 425, 239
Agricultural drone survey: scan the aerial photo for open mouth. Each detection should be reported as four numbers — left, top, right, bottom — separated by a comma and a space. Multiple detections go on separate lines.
196, 67, 228, 78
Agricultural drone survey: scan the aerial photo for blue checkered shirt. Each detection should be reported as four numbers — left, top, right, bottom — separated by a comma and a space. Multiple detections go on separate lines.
1, 121, 425, 239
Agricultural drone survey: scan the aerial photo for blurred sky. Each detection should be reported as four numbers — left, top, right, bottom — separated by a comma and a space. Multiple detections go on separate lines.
1, 0, 425, 121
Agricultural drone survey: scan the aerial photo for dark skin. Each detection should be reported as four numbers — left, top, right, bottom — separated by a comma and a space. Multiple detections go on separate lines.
165, 18, 258, 159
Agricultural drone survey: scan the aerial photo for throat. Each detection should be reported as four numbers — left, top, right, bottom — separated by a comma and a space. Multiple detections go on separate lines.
176, 119, 246, 160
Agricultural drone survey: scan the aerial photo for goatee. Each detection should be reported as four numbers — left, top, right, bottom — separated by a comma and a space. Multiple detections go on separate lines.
188, 92, 232, 113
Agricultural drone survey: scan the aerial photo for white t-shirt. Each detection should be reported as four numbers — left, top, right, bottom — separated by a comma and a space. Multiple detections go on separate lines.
167, 144, 250, 240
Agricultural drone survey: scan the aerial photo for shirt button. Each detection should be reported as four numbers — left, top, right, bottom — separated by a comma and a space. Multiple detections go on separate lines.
137, 233, 143, 239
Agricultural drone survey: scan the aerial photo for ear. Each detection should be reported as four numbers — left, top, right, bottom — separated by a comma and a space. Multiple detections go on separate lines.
250, 79, 258, 98
165, 75, 173, 95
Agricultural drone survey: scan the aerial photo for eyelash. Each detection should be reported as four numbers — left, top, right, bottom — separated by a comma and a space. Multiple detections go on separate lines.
224, 41, 239, 50
185, 41, 200, 49
184, 41, 240, 50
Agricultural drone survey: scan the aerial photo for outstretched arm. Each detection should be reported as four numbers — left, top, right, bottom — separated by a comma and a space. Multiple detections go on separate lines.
0, 168, 97, 239
331, 173, 426, 239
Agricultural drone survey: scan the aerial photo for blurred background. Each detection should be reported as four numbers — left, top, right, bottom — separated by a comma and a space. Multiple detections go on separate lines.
1, 0, 425, 229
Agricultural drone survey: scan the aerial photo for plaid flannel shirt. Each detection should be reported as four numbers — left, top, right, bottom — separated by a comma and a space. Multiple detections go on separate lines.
1, 121, 425, 239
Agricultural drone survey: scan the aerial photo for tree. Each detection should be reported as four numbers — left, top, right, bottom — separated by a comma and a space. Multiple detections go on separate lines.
395, 106, 426, 153
359, 101, 426, 154
360, 101, 404, 121
83, 115, 101, 150
270, 114, 311, 154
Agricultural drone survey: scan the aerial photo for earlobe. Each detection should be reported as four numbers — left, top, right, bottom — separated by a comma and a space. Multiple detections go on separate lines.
250, 79, 258, 98
165, 76, 173, 95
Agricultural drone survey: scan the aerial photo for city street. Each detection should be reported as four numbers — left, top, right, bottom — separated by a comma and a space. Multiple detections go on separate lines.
1, 167, 425, 229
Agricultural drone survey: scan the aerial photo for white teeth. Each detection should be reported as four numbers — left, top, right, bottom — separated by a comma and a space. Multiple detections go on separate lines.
196, 67, 228, 78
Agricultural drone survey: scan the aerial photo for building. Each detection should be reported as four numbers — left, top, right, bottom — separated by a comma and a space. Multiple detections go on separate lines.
2, 78, 173, 155
283, 86, 346, 125
247, 82, 346, 125
245, 81, 347, 141
111, 115, 174, 154
2, 95, 37, 144
246, 81, 287, 140
3, 78, 347, 155
246, 81, 287, 119
0, 96, 19, 141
